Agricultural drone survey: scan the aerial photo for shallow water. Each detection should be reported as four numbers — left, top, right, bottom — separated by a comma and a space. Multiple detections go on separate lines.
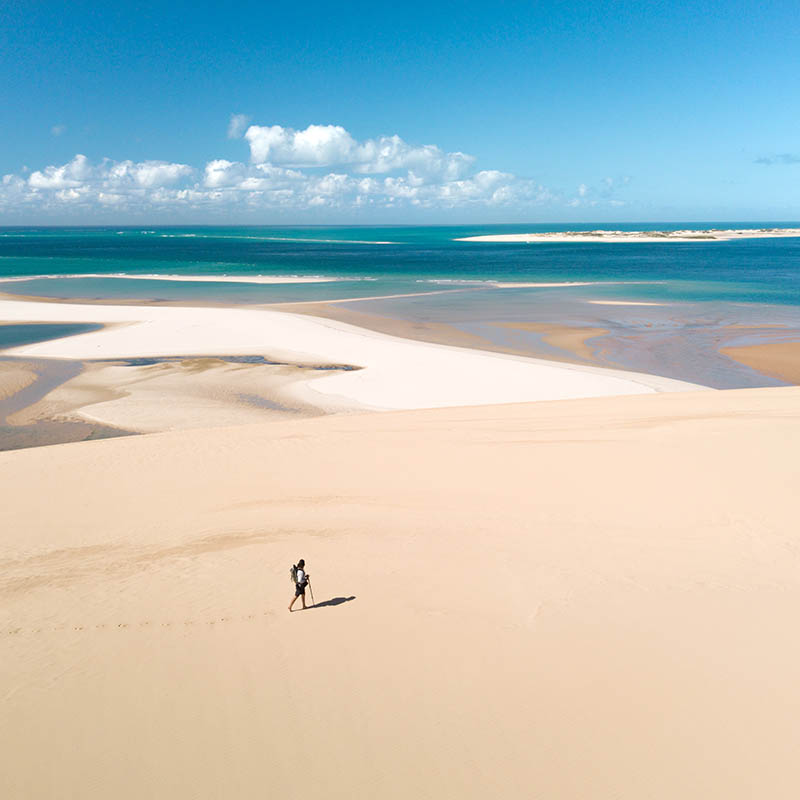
0, 323, 103, 348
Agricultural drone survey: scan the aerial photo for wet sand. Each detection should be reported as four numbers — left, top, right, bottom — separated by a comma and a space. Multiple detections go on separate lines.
280, 301, 615, 366
493, 322, 610, 362
0, 358, 131, 451
322, 293, 800, 390
0, 361, 37, 401
721, 341, 800, 385
278, 300, 516, 354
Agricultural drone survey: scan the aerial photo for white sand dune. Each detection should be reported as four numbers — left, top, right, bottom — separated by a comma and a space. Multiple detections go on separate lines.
2, 386, 799, 799
0, 299, 703, 411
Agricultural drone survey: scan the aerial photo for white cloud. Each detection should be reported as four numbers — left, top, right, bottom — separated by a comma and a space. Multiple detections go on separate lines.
1, 121, 578, 217
98, 192, 126, 206
28, 154, 92, 189
106, 160, 194, 188
227, 114, 250, 139
245, 124, 355, 166
244, 123, 474, 179
25, 155, 191, 194
204, 159, 247, 188
55, 187, 84, 202
51, 124, 66, 137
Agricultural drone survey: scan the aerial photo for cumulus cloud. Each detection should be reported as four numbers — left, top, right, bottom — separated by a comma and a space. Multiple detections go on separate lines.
0, 155, 197, 214
227, 114, 250, 139
244, 123, 474, 179
0, 121, 584, 217
26, 154, 193, 193
28, 154, 93, 189
204, 159, 247, 188
106, 160, 194, 188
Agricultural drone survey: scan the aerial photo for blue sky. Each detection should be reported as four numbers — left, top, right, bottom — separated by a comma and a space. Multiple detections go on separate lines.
2, 0, 799, 222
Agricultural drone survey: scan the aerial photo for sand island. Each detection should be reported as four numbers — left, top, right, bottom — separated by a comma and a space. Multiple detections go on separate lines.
456, 227, 800, 242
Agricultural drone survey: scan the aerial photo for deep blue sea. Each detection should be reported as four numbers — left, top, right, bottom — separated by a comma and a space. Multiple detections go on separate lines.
1, 223, 799, 308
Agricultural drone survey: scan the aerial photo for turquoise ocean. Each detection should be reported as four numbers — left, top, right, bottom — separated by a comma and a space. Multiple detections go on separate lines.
0, 223, 799, 305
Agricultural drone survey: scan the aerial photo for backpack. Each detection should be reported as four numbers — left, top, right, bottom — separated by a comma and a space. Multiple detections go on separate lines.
289, 564, 298, 585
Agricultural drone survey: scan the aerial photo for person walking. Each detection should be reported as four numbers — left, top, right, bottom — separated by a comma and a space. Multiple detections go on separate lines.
289, 559, 310, 611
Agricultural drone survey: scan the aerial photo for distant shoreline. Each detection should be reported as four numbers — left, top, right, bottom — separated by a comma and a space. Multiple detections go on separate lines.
455, 228, 800, 243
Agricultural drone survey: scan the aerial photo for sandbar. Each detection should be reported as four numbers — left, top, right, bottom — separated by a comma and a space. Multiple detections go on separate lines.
456, 227, 800, 243
0, 273, 345, 285
493, 322, 609, 362
588, 300, 667, 306
0, 298, 704, 415
720, 341, 800, 385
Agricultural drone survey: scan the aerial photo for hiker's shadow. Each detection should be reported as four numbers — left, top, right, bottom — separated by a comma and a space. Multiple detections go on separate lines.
310, 596, 356, 609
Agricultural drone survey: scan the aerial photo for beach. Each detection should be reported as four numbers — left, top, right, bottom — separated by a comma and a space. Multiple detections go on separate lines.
1, 227, 799, 798
3, 385, 800, 799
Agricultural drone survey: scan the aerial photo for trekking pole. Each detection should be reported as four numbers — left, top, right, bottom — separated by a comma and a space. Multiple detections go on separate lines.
307, 579, 315, 606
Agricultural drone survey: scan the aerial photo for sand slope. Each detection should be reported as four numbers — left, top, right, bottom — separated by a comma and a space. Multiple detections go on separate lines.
2, 387, 800, 798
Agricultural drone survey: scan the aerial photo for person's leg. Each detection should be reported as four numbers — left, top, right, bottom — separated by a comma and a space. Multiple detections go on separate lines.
289, 590, 299, 611
300, 589, 306, 610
